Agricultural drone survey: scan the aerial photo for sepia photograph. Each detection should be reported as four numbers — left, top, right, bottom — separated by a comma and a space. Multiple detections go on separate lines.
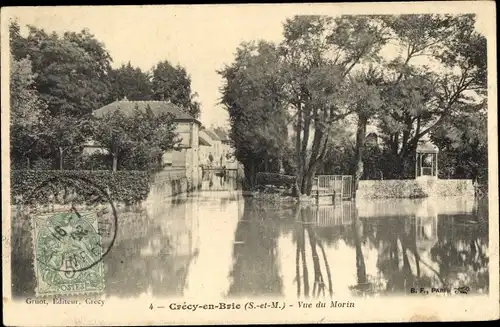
1, 2, 498, 325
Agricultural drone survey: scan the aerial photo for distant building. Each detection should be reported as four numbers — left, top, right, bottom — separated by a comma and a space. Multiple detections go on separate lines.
365, 132, 379, 148
212, 128, 234, 167
199, 128, 221, 166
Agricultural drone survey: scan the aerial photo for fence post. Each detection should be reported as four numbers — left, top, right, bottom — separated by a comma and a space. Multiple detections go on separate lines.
341, 176, 345, 200
316, 176, 319, 205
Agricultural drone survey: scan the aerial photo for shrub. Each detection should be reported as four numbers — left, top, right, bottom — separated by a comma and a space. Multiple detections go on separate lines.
78, 152, 111, 170
11, 170, 151, 206
255, 172, 296, 188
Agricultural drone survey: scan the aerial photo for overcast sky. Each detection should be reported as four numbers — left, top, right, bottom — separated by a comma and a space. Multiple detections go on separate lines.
5, 4, 492, 128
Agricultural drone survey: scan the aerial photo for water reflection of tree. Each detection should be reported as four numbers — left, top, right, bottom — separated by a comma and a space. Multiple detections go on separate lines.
357, 205, 489, 295
294, 206, 334, 298
351, 209, 369, 294
430, 213, 489, 293
361, 216, 430, 294
227, 199, 283, 297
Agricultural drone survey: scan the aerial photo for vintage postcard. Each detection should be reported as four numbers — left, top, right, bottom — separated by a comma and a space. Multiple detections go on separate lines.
1, 2, 498, 325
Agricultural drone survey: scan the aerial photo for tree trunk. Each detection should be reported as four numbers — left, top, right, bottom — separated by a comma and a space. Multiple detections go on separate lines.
305, 225, 325, 297
398, 153, 415, 179
243, 162, 256, 190
295, 105, 303, 197
353, 213, 367, 287
352, 115, 368, 197
112, 153, 118, 172
27, 157, 30, 170
59, 147, 64, 170
302, 166, 318, 196
299, 216, 310, 297
300, 123, 330, 196
391, 132, 399, 155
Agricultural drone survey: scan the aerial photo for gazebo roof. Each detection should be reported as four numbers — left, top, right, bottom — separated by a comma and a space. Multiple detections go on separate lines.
417, 140, 439, 153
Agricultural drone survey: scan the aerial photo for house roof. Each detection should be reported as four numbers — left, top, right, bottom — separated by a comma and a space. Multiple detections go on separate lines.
203, 129, 220, 142
93, 100, 200, 124
199, 135, 212, 146
417, 140, 439, 153
213, 129, 230, 142
198, 129, 215, 146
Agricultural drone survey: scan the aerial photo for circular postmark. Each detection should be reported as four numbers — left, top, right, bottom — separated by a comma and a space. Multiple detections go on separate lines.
23, 173, 118, 274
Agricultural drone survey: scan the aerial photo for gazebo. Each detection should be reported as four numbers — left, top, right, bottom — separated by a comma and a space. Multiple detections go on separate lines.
415, 139, 439, 179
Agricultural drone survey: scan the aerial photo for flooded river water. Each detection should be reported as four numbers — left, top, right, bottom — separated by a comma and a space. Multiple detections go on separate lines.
11, 177, 489, 299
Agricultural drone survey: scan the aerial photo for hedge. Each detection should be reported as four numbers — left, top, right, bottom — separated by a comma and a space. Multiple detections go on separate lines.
255, 172, 296, 188
11, 170, 151, 206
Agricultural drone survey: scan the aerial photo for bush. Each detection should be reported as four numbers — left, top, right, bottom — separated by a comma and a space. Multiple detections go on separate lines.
255, 172, 296, 188
78, 152, 111, 170
11, 170, 151, 206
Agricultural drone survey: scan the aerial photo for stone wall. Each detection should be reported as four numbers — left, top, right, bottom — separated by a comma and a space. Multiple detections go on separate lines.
147, 167, 204, 203
356, 180, 427, 199
148, 171, 189, 202
434, 179, 475, 197
357, 179, 474, 199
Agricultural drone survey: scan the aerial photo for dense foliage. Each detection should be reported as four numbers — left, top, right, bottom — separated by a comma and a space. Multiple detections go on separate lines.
432, 107, 488, 183
107, 60, 202, 118
11, 170, 151, 205
220, 14, 488, 195
255, 172, 297, 189
91, 105, 178, 172
9, 20, 200, 171
108, 62, 153, 101
152, 60, 201, 118
219, 41, 289, 188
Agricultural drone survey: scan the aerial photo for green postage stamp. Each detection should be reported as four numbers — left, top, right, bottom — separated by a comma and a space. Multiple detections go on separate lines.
32, 210, 106, 296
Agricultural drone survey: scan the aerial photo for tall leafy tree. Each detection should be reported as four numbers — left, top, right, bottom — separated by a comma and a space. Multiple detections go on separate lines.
219, 41, 289, 188
347, 67, 384, 195
10, 21, 114, 168
10, 56, 44, 127
152, 60, 201, 118
127, 105, 179, 171
92, 105, 178, 172
9, 55, 47, 169
431, 101, 487, 182
9, 19, 26, 61
12, 24, 113, 117
39, 114, 91, 170
376, 14, 487, 177
108, 62, 153, 101
92, 110, 133, 172
281, 15, 389, 195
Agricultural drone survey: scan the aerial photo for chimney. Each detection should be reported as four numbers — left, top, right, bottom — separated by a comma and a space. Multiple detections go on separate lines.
160, 94, 165, 101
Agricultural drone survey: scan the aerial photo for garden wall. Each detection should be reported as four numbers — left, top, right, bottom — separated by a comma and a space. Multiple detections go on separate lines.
434, 179, 475, 197
147, 168, 203, 204
147, 170, 189, 202
356, 179, 474, 199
